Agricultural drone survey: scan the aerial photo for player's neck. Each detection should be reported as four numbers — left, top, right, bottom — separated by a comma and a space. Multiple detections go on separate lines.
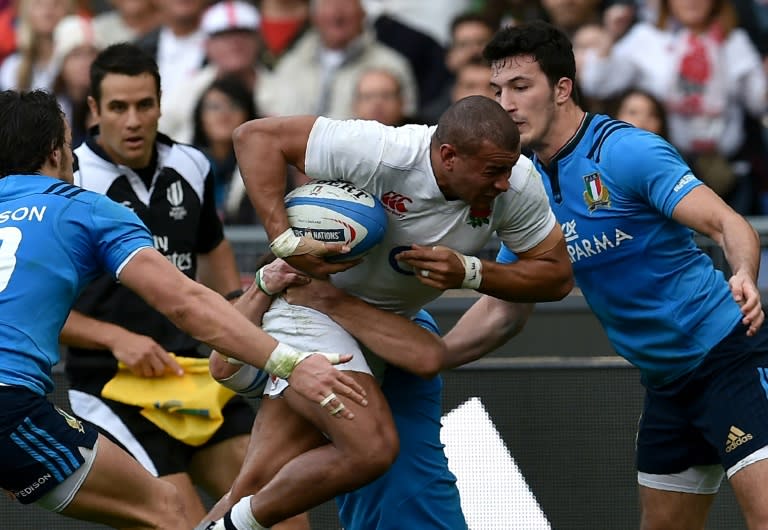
535, 104, 586, 166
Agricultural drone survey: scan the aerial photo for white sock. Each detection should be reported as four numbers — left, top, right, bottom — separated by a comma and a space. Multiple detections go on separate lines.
230, 495, 269, 530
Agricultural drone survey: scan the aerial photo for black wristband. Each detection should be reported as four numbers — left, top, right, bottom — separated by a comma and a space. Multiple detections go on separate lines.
224, 288, 244, 301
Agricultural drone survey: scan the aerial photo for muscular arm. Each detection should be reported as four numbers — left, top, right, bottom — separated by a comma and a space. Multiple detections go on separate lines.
232, 116, 315, 240
479, 224, 573, 302
116, 247, 368, 415
672, 185, 764, 334
196, 239, 242, 295
442, 296, 533, 369
284, 280, 447, 378
397, 224, 573, 302
232, 115, 351, 276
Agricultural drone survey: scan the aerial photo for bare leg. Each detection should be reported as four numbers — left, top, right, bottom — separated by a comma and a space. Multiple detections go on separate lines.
250, 373, 398, 526
60, 434, 186, 529
729, 458, 768, 530
160, 473, 207, 527
202, 398, 326, 525
639, 485, 714, 530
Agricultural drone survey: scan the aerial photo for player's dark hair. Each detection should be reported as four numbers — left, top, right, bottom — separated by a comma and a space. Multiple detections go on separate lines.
0, 90, 66, 177
90, 42, 161, 105
483, 20, 579, 103
434, 95, 519, 155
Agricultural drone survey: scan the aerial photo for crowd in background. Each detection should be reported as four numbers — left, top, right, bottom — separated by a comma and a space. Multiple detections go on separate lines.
0, 0, 766, 219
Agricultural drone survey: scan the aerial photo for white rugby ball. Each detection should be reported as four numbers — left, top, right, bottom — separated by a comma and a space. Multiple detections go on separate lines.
284, 180, 388, 262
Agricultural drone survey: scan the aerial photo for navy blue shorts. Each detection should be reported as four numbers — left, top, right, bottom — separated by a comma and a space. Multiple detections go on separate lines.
0, 387, 98, 504
336, 366, 467, 530
637, 323, 768, 474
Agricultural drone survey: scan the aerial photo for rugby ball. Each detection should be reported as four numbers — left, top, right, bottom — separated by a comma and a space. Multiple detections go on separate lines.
284, 180, 388, 262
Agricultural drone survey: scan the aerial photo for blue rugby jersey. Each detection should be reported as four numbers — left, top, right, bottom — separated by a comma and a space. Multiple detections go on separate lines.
0, 175, 152, 394
500, 114, 742, 387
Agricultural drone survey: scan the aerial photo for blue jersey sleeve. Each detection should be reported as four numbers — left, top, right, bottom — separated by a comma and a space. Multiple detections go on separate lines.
495, 243, 519, 264
412, 309, 440, 335
87, 196, 154, 277
603, 131, 702, 218
61, 195, 153, 280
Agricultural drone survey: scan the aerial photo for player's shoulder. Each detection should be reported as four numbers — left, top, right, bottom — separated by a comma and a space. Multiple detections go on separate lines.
157, 133, 212, 178
584, 114, 661, 163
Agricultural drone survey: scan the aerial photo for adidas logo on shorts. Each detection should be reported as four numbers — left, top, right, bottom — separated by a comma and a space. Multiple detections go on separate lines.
725, 425, 753, 453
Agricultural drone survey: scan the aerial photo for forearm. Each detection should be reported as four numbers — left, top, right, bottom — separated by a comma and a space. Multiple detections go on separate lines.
231, 283, 273, 324
308, 292, 446, 378
721, 215, 761, 279
442, 297, 533, 369
160, 281, 279, 366
60, 310, 128, 351
478, 249, 573, 302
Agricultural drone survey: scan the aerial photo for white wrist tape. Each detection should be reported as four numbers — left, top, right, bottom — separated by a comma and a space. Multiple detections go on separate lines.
269, 228, 302, 258
264, 342, 344, 379
255, 267, 277, 296
457, 253, 483, 289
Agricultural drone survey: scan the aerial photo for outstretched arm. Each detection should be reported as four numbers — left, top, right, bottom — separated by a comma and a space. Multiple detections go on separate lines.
117, 247, 367, 417
284, 279, 448, 378
442, 296, 533, 368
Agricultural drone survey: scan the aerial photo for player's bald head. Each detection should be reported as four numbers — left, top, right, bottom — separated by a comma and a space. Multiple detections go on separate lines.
433, 95, 519, 155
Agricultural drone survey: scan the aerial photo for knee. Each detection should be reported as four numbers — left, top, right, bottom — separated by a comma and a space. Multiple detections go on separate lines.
228, 465, 270, 501
342, 429, 399, 484
153, 481, 186, 528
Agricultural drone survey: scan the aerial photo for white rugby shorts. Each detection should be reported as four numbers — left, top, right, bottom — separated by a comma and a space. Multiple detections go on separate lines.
262, 296, 373, 397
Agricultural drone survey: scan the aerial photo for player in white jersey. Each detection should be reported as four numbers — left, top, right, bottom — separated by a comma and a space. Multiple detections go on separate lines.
200, 96, 573, 530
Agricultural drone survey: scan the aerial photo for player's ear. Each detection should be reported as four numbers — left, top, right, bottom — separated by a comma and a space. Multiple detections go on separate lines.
439, 143, 457, 169
554, 77, 573, 105
87, 96, 99, 118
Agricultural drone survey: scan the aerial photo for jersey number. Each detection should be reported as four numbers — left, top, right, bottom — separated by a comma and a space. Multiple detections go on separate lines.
0, 227, 22, 292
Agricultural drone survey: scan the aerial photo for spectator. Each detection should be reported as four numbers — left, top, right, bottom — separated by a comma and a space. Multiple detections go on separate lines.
50, 14, 102, 147
257, 0, 417, 119
541, 0, 603, 38
92, 0, 161, 46
258, 0, 310, 70
0, 0, 73, 91
0, 0, 18, 64
578, 0, 768, 214
159, 0, 261, 144
451, 54, 495, 103
352, 67, 410, 125
192, 75, 259, 225
365, 4, 452, 112
134, 0, 209, 97
419, 12, 496, 124
613, 88, 669, 139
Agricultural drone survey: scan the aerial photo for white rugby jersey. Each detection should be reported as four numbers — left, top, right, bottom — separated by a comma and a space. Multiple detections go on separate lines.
305, 117, 556, 315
